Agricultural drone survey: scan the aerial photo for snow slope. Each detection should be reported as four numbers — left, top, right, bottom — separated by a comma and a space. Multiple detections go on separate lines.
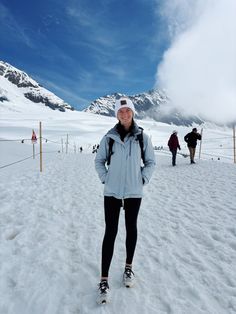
1, 101, 236, 313
0, 143, 236, 314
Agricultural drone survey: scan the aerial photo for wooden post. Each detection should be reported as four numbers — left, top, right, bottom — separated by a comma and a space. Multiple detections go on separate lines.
233, 125, 236, 164
198, 128, 203, 159
61, 138, 64, 153
39, 121, 43, 172
66, 134, 68, 154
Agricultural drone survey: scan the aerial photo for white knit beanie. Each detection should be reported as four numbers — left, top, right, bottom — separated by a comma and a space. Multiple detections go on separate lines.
114, 98, 135, 118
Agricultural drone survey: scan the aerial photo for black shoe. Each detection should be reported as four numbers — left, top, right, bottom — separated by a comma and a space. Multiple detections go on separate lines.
191, 160, 195, 164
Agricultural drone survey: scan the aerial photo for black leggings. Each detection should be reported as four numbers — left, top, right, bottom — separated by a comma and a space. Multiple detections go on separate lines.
101, 196, 142, 278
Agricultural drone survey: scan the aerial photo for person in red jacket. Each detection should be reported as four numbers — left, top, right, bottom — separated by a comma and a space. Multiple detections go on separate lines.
168, 130, 181, 166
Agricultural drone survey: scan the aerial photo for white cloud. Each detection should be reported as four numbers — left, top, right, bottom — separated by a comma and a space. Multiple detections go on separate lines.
155, 0, 236, 124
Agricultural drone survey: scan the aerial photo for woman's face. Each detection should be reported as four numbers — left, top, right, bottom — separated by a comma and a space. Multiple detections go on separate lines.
117, 107, 133, 129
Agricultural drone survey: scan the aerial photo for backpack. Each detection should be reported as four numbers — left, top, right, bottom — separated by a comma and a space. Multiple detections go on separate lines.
106, 127, 145, 166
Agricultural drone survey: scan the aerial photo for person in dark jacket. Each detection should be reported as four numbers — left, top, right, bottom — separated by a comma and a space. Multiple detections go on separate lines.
168, 130, 181, 166
184, 128, 201, 164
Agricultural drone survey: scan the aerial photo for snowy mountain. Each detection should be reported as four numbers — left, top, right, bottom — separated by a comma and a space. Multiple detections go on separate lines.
84, 90, 204, 126
0, 61, 74, 112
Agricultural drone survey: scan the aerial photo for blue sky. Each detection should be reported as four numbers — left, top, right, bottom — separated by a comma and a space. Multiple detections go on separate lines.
0, 0, 170, 110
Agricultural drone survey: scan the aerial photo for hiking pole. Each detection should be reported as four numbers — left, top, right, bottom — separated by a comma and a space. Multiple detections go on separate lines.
39, 121, 43, 172
233, 125, 236, 164
198, 128, 203, 160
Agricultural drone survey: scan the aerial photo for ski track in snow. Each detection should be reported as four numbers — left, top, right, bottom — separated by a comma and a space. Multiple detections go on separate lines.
0, 152, 236, 314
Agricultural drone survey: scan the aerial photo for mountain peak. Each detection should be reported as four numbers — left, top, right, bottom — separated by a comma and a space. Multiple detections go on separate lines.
0, 61, 38, 88
84, 89, 203, 126
0, 60, 74, 112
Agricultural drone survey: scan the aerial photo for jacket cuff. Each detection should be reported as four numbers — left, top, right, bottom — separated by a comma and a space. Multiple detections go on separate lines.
142, 176, 148, 185
100, 173, 107, 184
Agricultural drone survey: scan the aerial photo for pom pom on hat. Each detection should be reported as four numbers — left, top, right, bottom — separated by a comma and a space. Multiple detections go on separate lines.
114, 98, 135, 118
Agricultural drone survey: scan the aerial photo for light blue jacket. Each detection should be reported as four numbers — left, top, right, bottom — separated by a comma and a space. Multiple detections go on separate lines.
95, 123, 156, 199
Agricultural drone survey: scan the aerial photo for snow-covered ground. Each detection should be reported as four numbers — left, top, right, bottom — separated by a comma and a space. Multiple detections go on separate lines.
1, 108, 236, 314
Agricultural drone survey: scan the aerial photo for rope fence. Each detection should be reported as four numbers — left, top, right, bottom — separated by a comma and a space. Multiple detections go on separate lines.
1, 122, 236, 172
0, 121, 96, 172
0, 154, 39, 170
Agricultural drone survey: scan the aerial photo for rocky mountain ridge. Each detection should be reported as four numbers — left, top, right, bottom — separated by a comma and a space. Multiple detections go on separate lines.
84, 90, 203, 126
0, 61, 74, 112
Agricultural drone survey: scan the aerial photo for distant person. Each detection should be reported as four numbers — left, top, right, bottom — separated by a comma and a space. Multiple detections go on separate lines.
92, 145, 96, 153
92, 144, 99, 153
184, 128, 202, 164
80, 146, 83, 153
95, 97, 155, 304
168, 130, 181, 166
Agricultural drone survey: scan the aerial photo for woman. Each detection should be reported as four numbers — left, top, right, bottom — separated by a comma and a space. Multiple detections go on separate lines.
168, 130, 181, 166
95, 97, 155, 304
